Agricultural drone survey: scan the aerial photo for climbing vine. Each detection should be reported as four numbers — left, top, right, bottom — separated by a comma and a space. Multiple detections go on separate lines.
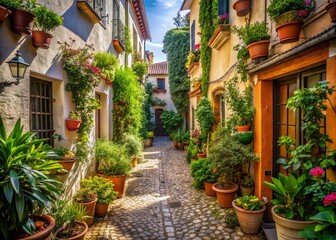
125, 25, 132, 54
199, 0, 218, 96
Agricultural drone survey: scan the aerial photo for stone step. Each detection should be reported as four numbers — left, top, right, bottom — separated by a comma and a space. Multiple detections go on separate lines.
262, 223, 277, 240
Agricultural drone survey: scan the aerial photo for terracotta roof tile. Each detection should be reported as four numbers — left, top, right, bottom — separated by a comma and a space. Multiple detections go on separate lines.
148, 62, 168, 75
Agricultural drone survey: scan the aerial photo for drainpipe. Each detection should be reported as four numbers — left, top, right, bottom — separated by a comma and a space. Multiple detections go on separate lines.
125, 0, 129, 66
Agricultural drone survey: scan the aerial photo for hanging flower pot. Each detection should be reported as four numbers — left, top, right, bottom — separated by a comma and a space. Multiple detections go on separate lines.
237, 131, 253, 144
32, 31, 53, 49
247, 40, 270, 60
276, 20, 303, 44
0, 6, 11, 23
9, 9, 35, 36
65, 119, 81, 131
233, 0, 251, 17
326, 1, 336, 23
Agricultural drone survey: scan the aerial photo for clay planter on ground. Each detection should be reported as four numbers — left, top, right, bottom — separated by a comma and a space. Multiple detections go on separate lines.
212, 183, 239, 208
18, 215, 55, 240
204, 182, 216, 196
276, 21, 303, 44
236, 125, 250, 132
143, 139, 151, 148
32, 31, 53, 49
247, 40, 270, 60
0, 6, 11, 23
131, 156, 137, 168
197, 153, 207, 159
240, 186, 254, 196
95, 203, 109, 217
97, 173, 126, 198
271, 206, 315, 240
233, 0, 250, 17
10, 9, 35, 36
59, 158, 76, 172
233, 201, 266, 234
326, 1, 336, 22
65, 119, 81, 131
177, 142, 183, 149
54, 221, 88, 240
173, 141, 178, 148
190, 157, 196, 162
76, 198, 97, 226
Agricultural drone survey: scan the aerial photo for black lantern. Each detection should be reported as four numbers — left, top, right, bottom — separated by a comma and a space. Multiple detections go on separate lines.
0, 50, 29, 93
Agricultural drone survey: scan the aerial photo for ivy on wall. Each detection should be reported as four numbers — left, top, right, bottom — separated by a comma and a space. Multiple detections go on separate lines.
125, 26, 133, 54
162, 27, 190, 113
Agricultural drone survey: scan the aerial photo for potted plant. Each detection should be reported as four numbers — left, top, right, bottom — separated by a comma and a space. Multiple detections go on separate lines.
95, 139, 132, 198
232, 21, 271, 60
52, 201, 88, 240
176, 130, 184, 149
233, 0, 251, 17
267, 0, 315, 43
197, 143, 207, 159
182, 130, 190, 147
0, 117, 62, 240
9, 0, 40, 36
187, 140, 199, 162
240, 175, 255, 196
195, 97, 215, 142
121, 134, 143, 168
160, 110, 183, 136
0, 0, 19, 22
147, 131, 155, 146
236, 131, 254, 144
233, 195, 266, 234
32, 5, 62, 49
326, 0, 336, 23
80, 176, 118, 218
191, 158, 219, 196
185, 43, 200, 70
223, 209, 239, 228
52, 146, 76, 172
73, 188, 97, 227
65, 111, 81, 131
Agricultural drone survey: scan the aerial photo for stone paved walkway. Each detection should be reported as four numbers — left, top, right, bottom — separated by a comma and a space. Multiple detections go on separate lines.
85, 137, 265, 240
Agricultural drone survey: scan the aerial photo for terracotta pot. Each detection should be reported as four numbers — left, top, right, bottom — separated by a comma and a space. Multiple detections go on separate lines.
204, 182, 216, 196
59, 159, 76, 171
233, 201, 266, 234
276, 21, 303, 44
54, 221, 88, 240
32, 31, 53, 49
18, 215, 55, 240
143, 139, 151, 148
233, 0, 250, 17
326, 2, 336, 22
177, 142, 183, 149
197, 153, 207, 159
236, 125, 250, 132
0, 6, 11, 23
271, 206, 315, 240
190, 157, 197, 162
247, 40, 270, 60
9, 9, 35, 36
173, 141, 178, 148
240, 186, 254, 196
97, 173, 126, 198
131, 156, 137, 168
76, 198, 97, 226
182, 142, 189, 147
212, 183, 239, 208
95, 203, 109, 217
65, 119, 81, 131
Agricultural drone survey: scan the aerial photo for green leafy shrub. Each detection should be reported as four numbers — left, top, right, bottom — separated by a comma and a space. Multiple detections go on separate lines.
121, 134, 143, 158
240, 175, 255, 188
33, 5, 63, 32
232, 21, 270, 46
132, 61, 148, 79
0, 0, 20, 9
160, 110, 183, 134
73, 188, 97, 203
223, 209, 239, 228
80, 176, 117, 204
191, 158, 219, 189
234, 195, 265, 211
195, 97, 214, 141
94, 52, 118, 85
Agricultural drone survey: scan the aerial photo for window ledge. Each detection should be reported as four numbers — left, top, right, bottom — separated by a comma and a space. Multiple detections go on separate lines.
153, 88, 167, 93
77, 0, 101, 24
113, 39, 125, 53
208, 24, 231, 50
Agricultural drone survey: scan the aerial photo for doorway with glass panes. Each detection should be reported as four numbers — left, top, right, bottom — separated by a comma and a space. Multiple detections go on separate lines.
273, 66, 326, 177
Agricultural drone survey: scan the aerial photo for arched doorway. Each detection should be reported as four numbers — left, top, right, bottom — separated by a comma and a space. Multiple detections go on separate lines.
155, 109, 168, 136
211, 88, 225, 130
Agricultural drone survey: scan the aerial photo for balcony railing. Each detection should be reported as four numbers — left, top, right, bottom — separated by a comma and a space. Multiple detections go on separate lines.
77, 0, 103, 24
112, 19, 125, 52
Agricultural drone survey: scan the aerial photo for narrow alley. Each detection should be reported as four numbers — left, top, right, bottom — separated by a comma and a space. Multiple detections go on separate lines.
85, 137, 265, 240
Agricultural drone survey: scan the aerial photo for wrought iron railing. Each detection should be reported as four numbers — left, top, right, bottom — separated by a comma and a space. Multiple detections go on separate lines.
112, 19, 125, 49
80, 0, 106, 19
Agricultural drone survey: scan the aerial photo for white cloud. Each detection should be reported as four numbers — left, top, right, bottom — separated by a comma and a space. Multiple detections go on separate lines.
157, 0, 177, 8
147, 42, 164, 48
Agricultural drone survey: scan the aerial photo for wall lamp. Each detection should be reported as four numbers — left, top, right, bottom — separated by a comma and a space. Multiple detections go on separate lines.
0, 50, 29, 93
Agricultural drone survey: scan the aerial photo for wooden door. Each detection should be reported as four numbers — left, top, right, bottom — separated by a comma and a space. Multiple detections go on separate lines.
155, 109, 167, 136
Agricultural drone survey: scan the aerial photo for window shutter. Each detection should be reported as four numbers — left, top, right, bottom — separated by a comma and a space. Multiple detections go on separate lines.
191, 20, 195, 51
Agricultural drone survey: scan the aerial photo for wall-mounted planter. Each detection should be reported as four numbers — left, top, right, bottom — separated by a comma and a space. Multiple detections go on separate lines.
0, 6, 11, 23
247, 40, 270, 60
65, 119, 81, 131
326, 1, 336, 23
32, 31, 53, 49
188, 62, 200, 76
9, 9, 35, 36
233, 0, 251, 17
77, 0, 101, 24
276, 20, 303, 44
208, 24, 230, 50
113, 39, 125, 53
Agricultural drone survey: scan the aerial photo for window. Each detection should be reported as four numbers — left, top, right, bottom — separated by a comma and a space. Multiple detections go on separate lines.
93, 0, 107, 24
157, 78, 165, 89
30, 78, 54, 146
218, 0, 229, 16
191, 20, 195, 51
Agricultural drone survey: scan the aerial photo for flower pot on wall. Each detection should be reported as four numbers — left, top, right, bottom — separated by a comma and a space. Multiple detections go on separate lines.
32, 31, 53, 49
0, 6, 11, 23
212, 183, 238, 208
9, 9, 35, 36
65, 119, 81, 131
276, 20, 303, 44
326, 1, 336, 22
247, 40, 270, 60
233, 0, 251, 17
18, 215, 55, 240
271, 206, 315, 240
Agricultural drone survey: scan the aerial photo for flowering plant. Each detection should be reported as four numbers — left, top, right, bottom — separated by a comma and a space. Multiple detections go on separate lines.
223, 209, 239, 228
185, 43, 201, 69
213, 13, 229, 25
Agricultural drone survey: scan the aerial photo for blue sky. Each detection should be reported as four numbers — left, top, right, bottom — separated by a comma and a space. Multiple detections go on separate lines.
144, 0, 186, 63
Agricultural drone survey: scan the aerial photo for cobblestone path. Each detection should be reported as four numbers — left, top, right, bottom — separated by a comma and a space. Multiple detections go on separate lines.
85, 137, 265, 240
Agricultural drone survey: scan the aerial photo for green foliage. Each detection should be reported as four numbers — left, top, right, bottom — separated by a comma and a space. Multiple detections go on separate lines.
185, 47, 200, 69
195, 97, 214, 141
232, 21, 270, 46
0, 0, 20, 9
223, 209, 239, 228
191, 158, 219, 188
160, 110, 183, 134
120, 134, 143, 157
199, 0, 217, 96
225, 77, 255, 126
113, 68, 144, 142
187, 140, 199, 159
19, 0, 40, 12
240, 175, 255, 188
124, 25, 133, 54
234, 195, 265, 211
80, 176, 117, 204
162, 27, 190, 113
152, 97, 166, 107
33, 5, 63, 32
95, 139, 132, 176
73, 188, 97, 203
0, 117, 62, 239
140, 83, 155, 139
173, 10, 189, 28
94, 52, 118, 85
132, 61, 148, 79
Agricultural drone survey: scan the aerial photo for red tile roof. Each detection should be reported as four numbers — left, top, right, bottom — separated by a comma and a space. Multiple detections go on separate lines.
148, 62, 168, 75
